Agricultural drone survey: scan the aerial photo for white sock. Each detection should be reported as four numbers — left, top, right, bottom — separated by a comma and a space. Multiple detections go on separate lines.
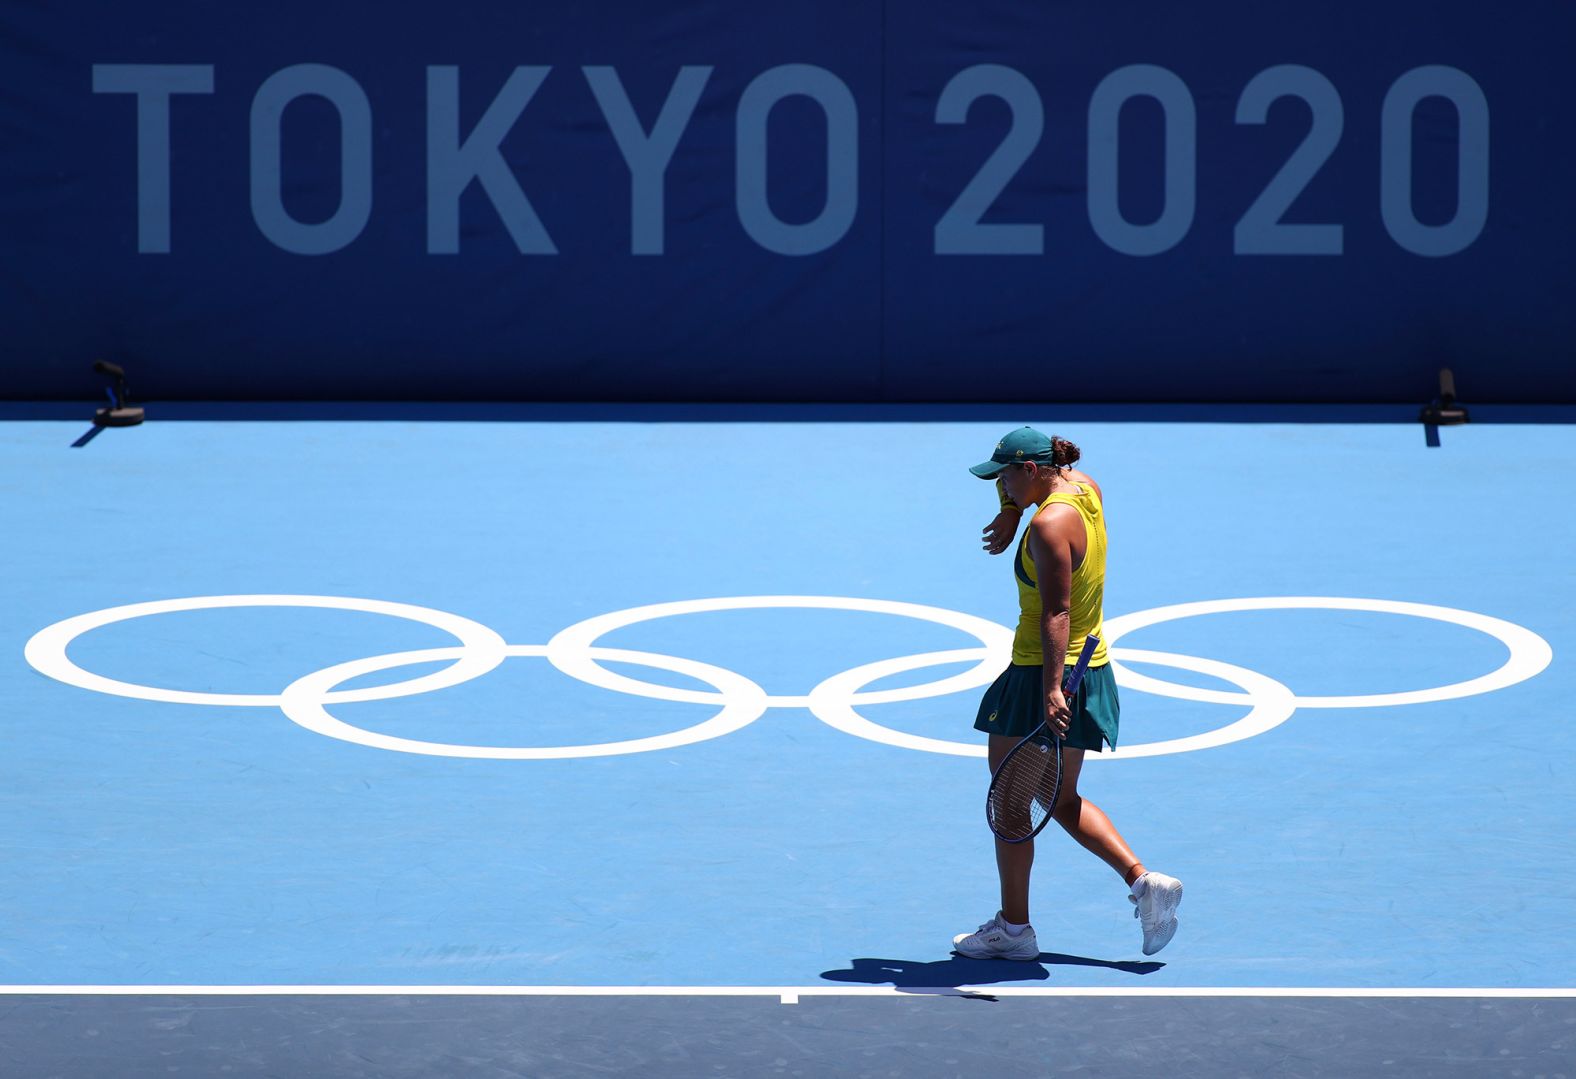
1129, 873, 1149, 896
1001, 917, 1031, 937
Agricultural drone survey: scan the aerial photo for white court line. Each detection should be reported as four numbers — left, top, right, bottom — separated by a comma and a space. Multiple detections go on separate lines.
3, 985, 1574, 1004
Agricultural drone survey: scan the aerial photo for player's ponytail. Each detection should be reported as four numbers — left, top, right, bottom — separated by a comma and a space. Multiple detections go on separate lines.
1051, 437, 1081, 468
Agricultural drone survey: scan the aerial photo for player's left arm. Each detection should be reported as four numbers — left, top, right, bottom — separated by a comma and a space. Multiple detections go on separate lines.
1029, 507, 1076, 734
981, 478, 1023, 555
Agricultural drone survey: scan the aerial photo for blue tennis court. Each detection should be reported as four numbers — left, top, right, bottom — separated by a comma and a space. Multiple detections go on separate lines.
2, 404, 1572, 1075
8, 0, 1576, 1070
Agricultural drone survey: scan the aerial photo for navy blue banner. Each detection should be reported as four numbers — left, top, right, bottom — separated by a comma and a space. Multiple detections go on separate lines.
2, 2, 1572, 402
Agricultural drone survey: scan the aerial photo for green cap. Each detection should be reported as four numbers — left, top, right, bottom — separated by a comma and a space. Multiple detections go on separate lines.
969, 426, 1055, 478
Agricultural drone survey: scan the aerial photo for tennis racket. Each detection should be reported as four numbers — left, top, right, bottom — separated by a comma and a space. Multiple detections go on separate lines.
985, 633, 1100, 843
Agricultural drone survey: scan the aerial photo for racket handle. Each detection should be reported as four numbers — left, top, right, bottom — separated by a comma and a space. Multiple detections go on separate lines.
1063, 633, 1100, 695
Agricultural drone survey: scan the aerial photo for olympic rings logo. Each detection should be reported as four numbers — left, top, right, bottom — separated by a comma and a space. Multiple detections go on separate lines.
23, 594, 1552, 761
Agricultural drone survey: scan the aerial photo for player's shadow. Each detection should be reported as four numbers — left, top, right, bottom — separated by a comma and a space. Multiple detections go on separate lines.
820, 953, 1162, 1000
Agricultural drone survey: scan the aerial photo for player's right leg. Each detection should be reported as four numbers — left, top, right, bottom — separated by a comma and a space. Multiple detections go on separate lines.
951, 734, 1041, 961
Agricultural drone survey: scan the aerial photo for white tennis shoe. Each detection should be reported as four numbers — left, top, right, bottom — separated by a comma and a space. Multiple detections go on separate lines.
951, 913, 1040, 960
1129, 872, 1184, 955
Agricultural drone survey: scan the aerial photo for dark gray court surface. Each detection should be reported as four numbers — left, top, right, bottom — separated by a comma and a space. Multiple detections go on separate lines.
1, 995, 1572, 1078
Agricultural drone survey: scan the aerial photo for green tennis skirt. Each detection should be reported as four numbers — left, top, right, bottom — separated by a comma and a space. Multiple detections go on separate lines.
974, 662, 1120, 750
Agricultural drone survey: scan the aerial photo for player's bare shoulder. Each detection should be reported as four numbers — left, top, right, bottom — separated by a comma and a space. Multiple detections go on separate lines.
1029, 494, 1081, 546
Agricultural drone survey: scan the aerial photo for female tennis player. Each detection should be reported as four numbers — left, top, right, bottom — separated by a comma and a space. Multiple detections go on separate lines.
953, 427, 1184, 959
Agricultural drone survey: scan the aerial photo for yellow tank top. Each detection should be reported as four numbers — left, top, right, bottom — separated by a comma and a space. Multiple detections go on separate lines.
1011, 484, 1110, 668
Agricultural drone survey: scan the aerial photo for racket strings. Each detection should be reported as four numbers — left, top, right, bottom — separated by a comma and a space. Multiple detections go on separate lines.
987, 739, 1063, 842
